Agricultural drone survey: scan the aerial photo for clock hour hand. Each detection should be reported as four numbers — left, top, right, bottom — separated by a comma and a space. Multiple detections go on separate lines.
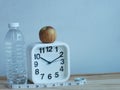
40, 56, 51, 64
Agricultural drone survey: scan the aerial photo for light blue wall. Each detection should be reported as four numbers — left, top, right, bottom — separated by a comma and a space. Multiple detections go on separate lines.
0, 0, 120, 76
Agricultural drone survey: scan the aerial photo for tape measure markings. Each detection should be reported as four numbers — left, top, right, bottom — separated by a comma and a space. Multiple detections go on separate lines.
10, 80, 86, 89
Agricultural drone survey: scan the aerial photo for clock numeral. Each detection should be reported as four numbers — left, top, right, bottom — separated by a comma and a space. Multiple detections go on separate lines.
39, 46, 59, 53
39, 48, 45, 53
60, 59, 64, 64
40, 73, 45, 79
55, 46, 58, 52
60, 51, 64, 57
60, 66, 64, 71
39, 46, 53, 53
46, 46, 53, 52
34, 53, 40, 60
55, 72, 59, 78
48, 74, 52, 79
34, 61, 38, 67
39, 72, 59, 80
35, 69, 39, 75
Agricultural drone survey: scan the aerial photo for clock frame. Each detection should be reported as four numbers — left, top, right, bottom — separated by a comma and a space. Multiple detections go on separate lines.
27, 41, 70, 83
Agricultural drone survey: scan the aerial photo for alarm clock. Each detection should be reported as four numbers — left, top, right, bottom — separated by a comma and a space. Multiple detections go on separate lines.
27, 41, 70, 83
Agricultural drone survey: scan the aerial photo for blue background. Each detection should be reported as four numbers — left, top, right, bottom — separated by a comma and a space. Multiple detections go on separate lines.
0, 0, 120, 76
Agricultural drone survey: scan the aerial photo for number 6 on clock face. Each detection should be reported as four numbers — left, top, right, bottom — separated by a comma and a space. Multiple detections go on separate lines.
28, 42, 70, 83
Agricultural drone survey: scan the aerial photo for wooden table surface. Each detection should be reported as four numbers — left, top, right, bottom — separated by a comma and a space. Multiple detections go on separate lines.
0, 73, 120, 90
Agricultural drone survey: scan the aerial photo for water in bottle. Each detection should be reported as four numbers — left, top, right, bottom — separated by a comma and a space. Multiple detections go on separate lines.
4, 22, 27, 84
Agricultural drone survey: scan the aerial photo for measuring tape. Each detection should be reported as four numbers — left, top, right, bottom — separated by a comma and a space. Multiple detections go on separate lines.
9, 78, 87, 89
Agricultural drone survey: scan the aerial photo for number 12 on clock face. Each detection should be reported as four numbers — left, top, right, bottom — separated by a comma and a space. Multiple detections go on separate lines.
28, 42, 70, 83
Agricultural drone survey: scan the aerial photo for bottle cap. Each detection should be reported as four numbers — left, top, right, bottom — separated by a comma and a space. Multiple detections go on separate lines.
8, 22, 19, 28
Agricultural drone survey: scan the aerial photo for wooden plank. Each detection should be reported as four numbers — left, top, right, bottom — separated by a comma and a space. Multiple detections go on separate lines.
0, 73, 120, 90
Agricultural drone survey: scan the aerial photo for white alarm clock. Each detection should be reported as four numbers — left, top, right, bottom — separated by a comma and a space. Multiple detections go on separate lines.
27, 41, 70, 83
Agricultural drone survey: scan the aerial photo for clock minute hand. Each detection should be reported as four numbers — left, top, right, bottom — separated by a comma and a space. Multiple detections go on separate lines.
40, 56, 51, 64
49, 56, 61, 64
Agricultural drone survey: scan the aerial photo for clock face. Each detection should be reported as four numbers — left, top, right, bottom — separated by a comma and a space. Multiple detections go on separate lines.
30, 43, 70, 83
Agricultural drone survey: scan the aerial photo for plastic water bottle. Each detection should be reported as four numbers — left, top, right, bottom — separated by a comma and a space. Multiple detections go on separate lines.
4, 22, 27, 84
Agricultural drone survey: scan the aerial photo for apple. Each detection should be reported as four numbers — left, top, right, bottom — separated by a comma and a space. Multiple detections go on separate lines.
39, 26, 56, 43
